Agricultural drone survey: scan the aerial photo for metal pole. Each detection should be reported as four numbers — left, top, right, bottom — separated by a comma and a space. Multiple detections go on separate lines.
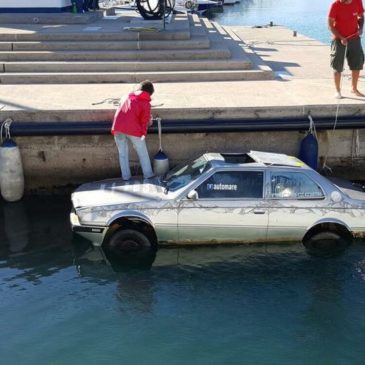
163, 0, 166, 30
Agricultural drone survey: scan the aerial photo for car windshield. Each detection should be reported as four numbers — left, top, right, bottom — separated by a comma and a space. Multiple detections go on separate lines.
164, 156, 211, 192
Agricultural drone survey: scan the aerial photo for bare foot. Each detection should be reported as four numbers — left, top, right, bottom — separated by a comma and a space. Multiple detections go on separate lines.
351, 89, 365, 97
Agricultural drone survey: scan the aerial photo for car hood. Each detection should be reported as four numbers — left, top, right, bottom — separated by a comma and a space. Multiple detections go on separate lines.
72, 177, 166, 209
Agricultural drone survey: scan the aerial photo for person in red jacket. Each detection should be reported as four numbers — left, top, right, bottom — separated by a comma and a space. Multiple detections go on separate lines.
328, 0, 365, 98
112, 81, 155, 180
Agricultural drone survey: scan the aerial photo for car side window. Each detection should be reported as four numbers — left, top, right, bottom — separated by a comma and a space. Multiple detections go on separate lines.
196, 171, 264, 199
270, 172, 324, 199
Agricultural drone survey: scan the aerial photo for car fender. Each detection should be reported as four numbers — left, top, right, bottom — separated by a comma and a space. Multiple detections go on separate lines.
106, 210, 154, 228
305, 217, 352, 234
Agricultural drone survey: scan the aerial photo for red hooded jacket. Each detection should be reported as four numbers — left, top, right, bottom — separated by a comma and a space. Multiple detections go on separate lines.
111, 91, 151, 138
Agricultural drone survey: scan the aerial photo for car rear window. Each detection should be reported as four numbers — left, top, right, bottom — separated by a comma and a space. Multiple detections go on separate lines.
270, 172, 324, 199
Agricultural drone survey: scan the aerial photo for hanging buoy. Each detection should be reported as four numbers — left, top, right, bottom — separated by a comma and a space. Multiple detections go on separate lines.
299, 133, 318, 170
153, 118, 169, 177
0, 119, 24, 202
299, 114, 318, 170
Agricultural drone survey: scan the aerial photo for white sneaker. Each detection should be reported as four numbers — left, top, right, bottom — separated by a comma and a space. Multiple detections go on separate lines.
335, 91, 342, 99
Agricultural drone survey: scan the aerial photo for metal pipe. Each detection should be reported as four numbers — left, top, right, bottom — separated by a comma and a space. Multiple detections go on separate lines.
7, 116, 365, 136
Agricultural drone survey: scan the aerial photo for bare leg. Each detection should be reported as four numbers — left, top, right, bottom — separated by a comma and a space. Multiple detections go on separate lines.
334, 71, 342, 93
351, 70, 365, 96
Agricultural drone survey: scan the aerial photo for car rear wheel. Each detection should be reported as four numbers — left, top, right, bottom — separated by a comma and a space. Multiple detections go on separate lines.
103, 229, 156, 268
303, 231, 351, 258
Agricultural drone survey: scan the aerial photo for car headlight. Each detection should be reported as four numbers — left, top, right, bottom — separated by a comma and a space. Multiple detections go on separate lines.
70, 210, 81, 226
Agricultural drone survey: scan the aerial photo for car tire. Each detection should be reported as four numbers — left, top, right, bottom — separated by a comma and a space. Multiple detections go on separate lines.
303, 231, 351, 258
103, 229, 156, 269
185, 0, 193, 9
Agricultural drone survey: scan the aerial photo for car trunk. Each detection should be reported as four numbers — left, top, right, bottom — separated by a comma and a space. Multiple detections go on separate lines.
328, 177, 365, 201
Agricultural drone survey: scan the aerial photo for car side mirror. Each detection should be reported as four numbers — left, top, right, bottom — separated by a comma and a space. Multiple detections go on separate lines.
187, 190, 198, 200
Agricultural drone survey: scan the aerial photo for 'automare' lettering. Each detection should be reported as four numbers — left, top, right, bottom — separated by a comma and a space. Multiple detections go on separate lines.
207, 183, 237, 191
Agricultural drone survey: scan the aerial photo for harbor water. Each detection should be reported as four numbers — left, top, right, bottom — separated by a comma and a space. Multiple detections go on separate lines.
214, 0, 337, 45
2, 1, 365, 364
1, 196, 365, 365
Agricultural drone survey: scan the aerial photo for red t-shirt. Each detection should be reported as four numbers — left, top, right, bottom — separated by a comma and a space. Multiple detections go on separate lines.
329, 0, 364, 39
111, 91, 151, 138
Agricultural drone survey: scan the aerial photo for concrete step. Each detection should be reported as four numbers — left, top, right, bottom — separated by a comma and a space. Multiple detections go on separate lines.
2, 59, 252, 73
222, 25, 274, 79
189, 18, 274, 80
0, 45, 231, 61
0, 12, 104, 24
0, 69, 274, 84
7, 37, 210, 51
0, 43, 11, 51
0, 13, 191, 42
0, 30, 191, 42
0, 13, 274, 83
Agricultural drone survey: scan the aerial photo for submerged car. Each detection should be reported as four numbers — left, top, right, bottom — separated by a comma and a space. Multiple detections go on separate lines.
70, 151, 365, 258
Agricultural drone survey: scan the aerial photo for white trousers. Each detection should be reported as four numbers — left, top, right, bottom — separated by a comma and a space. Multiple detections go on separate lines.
114, 133, 154, 180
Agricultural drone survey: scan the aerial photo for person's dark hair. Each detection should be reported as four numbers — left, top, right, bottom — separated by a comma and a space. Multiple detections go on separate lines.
139, 80, 154, 95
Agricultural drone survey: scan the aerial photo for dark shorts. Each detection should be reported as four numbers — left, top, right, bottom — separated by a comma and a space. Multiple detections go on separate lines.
330, 37, 364, 72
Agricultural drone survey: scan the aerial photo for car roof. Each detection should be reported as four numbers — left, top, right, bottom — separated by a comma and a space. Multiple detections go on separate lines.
204, 151, 310, 170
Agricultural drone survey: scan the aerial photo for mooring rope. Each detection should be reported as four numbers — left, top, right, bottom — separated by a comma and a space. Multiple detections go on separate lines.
321, 40, 350, 173
0, 118, 13, 143
307, 112, 318, 140
91, 98, 120, 106
351, 129, 361, 165
332, 43, 348, 132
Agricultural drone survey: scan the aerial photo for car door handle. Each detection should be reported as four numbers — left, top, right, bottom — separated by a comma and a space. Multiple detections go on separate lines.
253, 210, 266, 215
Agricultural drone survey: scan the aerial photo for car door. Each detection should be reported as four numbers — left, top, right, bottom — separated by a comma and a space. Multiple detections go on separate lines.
267, 170, 327, 242
177, 170, 268, 244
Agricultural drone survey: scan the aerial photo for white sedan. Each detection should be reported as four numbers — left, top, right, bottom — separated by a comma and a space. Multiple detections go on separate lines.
70, 151, 365, 259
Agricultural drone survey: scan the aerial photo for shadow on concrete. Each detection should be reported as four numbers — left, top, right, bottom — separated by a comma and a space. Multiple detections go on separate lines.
0, 98, 38, 111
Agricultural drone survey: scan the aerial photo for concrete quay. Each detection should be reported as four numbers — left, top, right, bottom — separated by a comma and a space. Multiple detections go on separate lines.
0, 12, 269, 83
0, 13, 365, 191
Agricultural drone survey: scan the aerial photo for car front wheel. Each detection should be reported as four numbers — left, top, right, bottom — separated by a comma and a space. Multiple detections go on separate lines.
103, 229, 156, 268
303, 231, 351, 258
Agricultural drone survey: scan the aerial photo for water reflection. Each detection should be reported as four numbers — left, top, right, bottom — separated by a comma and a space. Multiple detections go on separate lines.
72, 234, 156, 276
3, 201, 29, 253
71, 238, 364, 316
0, 196, 73, 284
0, 196, 72, 254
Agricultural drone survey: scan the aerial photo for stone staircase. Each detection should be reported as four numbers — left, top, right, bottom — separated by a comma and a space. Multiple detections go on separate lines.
0, 11, 273, 83
0, 11, 103, 25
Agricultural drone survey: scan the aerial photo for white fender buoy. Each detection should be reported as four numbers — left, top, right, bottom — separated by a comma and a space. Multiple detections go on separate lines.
0, 119, 24, 202
153, 118, 169, 177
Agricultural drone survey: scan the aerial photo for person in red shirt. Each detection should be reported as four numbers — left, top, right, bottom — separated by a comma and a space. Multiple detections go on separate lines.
328, 0, 365, 98
112, 80, 155, 180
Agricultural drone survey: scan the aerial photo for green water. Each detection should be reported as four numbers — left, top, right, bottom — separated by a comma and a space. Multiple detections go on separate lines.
1, 196, 365, 364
